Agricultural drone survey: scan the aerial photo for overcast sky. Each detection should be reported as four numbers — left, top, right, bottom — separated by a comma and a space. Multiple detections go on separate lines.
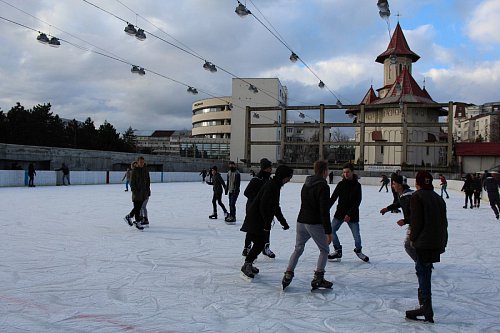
1, 0, 499, 134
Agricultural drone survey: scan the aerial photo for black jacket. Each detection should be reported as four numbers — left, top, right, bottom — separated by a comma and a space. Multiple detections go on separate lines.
131, 164, 151, 201
244, 171, 271, 207
386, 185, 414, 225
297, 175, 332, 234
329, 175, 362, 222
240, 177, 285, 233
410, 189, 448, 263
484, 176, 499, 194
210, 172, 226, 194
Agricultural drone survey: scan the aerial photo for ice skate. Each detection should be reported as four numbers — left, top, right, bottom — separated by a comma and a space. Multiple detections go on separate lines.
327, 248, 342, 262
262, 243, 276, 259
124, 215, 133, 226
225, 215, 236, 225
209, 213, 217, 219
310, 271, 333, 291
406, 296, 434, 323
133, 220, 144, 230
282, 271, 294, 290
240, 262, 255, 281
141, 218, 149, 228
354, 248, 369, 262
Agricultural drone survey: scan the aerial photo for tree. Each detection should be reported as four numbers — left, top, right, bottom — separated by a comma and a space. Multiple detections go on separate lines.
122, 127, 137, 152
97, 121, 121, 151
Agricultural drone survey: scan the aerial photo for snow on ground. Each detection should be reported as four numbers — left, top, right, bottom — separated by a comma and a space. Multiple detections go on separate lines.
1, 181, 500, 333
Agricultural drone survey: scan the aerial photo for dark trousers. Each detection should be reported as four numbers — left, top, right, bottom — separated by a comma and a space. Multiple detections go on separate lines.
379, 183, 388, 192
245, 231, 268, 263
488, 192, 500, 216
228, 192, 239, 218
415, 257, 433, 299
129, 200, 144, 221
464, 191, 473, 207
244, 229, 271, 248
212, 192, 227, 214
474, 191, 481, 206
28, 175, 35, 186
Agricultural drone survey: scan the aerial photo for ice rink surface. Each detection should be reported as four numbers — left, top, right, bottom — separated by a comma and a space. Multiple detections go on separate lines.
1, 181, 500, 332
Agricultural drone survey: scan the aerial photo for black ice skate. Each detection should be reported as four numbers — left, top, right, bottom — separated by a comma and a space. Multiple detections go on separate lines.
240, 262, 255, 281
310, 271, 333, 291
225, 215, 236, 225
282, 271, 294, 290
124, 215, 133, 226
141, 218, 149, 228
327, 248, 342, 262
133, 220, 144, 230
406, 296, 434, 323
209, 213, 217, 219
262, 243, 276, 259
354, 248, 369, 262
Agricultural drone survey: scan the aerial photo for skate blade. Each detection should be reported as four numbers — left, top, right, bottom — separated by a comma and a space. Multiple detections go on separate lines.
240, 272, 254, 282
225, 221, 236, 225
405, 317, 434, 323
123, 218, 133, 226
311, 286, 333, 292
327, 258, 341, 262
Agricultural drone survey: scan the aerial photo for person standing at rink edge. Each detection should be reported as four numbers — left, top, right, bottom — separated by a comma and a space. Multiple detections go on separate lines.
282, 160, 333, 291
225, 161, 240, 224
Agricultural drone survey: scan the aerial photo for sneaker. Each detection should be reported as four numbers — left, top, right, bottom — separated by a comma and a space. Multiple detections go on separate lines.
282, 271, 294, 290
328, 249, 342, 261
124, 215, 133, 226
242, 245, 251, 256
354, 248, 369, 262
262, 243, 276, 258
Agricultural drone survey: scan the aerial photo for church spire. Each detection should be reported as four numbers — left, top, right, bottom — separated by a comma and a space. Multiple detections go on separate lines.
375, 22, 420, 64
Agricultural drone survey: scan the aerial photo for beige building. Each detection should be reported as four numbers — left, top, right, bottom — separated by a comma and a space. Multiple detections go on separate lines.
452, 102, 500, 142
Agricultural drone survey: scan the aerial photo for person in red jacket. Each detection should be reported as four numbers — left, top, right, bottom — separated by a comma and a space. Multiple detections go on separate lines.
439, 174, 449, 199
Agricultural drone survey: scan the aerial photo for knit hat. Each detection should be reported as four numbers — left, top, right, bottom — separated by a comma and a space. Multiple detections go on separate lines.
274, 165, 294, 182
415, 171, 433, 190
260, 158, 272, 170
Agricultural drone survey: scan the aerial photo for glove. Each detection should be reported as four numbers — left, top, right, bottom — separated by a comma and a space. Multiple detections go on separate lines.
281, 221, 290, 230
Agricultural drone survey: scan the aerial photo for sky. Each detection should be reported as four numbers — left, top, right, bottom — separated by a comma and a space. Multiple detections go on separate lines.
1, 180, 500, 332
0, 0, 499, 134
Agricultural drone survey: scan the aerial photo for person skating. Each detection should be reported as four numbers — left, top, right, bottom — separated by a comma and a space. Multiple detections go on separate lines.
483, 172, 500, 219
461, 173, 474, 209
282, 160, 333, 291
122, 167, 132, 191
207, 166, 228, 220
328, 162, 369, 262
389, 170, 402, 213
439, 174, 449, 199
199, 168, 207, 183
28, 163, 36, 187
225, 161, 241, 224
380, 174, 416, 262
379, 174, 390, 192
240, 165, 293, 280
405, 171, 448, 323
56, 163, 70, 185
241, 158, 289, 258
472, 173, 482, 208
124, 157, 150, 230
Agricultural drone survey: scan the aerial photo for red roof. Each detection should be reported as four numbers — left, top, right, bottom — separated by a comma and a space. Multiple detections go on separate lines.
361, 86, 379, 104
455, 143, 500, 156
376, 22, 420, 64
374, 67, 436, 104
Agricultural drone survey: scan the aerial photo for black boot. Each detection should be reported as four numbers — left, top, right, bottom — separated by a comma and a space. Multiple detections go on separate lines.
209, 213, 217, 219
311, 271, 333, 290
406, 296, 434, 323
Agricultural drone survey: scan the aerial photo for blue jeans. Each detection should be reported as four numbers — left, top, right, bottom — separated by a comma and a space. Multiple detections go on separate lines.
415, 257, 433, 298
331, 217, 362, 250
286, 223, 330, 273
441, 184, 449, 198
228, 192, 239, 218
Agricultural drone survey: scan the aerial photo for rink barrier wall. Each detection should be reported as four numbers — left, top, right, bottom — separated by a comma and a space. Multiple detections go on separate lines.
0, 170, 470, 193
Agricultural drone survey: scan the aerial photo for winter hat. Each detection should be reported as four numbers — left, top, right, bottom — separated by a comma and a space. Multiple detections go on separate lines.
260, 158, 272, 170
415, 171, 433, 190
391, 174, 404, 185
274, 165, 294, 182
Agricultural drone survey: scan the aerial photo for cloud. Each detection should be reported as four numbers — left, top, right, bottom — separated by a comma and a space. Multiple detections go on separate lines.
465, 0, 500, 44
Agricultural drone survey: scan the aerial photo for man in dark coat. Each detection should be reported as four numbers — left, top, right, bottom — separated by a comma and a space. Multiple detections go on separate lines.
483, 172, 500, 219
56, 163, 70, 185
241, 158, 288, 258
282, 160, 333, 290
406, 171, 448, 323
328, 162, 369, 262
124, 157, 150, 230
208, 165, 228, 220
240, 165, 293, 279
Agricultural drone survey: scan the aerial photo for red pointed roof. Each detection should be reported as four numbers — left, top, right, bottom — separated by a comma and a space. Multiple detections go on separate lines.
361, 85, 380, 104
374, 66, 434, 104
376, 22, 420, 63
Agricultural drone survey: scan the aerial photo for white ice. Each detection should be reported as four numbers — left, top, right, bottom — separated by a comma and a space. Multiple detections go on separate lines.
1, 181, 500, 333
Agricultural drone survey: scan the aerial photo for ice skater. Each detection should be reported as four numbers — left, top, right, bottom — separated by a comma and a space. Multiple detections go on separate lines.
124, 157, 150, 230
207, 166, 228, 220
379, 174, 389, 192
122, 167, 132, 191
439, 174, 449, 199
225, 161, 240, 224
461, 173, 474, 209
282, 160, 333, 291
328, 162, 369, 262
28, 163, 36, 187
483, 172, 500, 219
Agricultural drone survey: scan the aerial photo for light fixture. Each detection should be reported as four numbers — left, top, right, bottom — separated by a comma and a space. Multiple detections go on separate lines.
377, 0, 390, 18
336, 99, 343, 108
289, 52, 299, 63
252, 113, 260, 119
187, 87, 198, 94
235, 1, 251, 17
124, 23, 137, 36
248, 84, 258, 93
135, 29, 146, 41
299, 112, 305, 119
138, 67, 146, 76
318, 80, 325, 88
48, 37, 60, 47
36, 32, 49, 44
227, 103, 233, 110
203, 61, 217, 73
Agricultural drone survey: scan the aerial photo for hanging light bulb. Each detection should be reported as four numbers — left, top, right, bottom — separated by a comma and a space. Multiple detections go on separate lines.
299, 112, 305, 119
289, 52, 299, 63
124, 23, 137, 36
235, 1, 251, 17
135, 29, 146, 41
203, 61, 217, 73
131, 65, 140, 74
248, 84, 258, 93
48, 37, 60, 47
36, 32, 49, 44
318, 80, 325, 88
138, 67, 146, 76
187, 87, 198, 94
336, 99, 343, 108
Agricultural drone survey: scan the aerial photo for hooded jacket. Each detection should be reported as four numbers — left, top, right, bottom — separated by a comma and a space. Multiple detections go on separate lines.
130, 162, 151, 202
385, 185, 414, 225
329, 174, 362, 222
297, 175, 332, 234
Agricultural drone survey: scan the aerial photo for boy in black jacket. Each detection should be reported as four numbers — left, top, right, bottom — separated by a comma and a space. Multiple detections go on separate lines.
328, 163, 369, 262
207, 166, 228, 219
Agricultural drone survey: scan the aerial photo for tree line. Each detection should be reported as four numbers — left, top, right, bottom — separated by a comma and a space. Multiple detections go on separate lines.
0, 102, 137, 152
